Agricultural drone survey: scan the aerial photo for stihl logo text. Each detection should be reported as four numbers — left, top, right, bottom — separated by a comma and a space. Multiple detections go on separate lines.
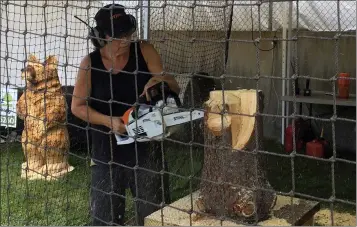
173, 116, 185, 120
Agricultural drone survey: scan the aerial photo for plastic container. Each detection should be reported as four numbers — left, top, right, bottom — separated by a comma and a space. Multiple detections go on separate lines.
284, 123, 303, 153
306, 140, 324, 158
337, 73, 350, 99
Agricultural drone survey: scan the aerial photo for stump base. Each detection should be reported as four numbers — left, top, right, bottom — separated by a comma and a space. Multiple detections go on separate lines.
144, 191, 320, 226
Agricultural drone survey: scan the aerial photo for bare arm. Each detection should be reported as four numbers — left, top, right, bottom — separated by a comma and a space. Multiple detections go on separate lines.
71, 55, 111, 128
141, 42, 180, 95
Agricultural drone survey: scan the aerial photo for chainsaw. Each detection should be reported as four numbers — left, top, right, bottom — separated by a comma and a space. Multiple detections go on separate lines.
115, 81, 204, 145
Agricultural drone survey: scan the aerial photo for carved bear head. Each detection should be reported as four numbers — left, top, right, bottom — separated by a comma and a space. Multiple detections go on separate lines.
21, 54, 59, 84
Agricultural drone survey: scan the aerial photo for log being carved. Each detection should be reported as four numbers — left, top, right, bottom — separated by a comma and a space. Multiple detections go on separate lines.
17, 54, 74, 181
196, 89, 276, 224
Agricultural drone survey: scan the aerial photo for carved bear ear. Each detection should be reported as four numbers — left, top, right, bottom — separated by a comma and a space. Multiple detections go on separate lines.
28, 54, 40, 63
45, 55, 58, 69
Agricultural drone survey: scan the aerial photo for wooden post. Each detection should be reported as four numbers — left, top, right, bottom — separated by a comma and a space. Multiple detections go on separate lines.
197, 89, 277, 224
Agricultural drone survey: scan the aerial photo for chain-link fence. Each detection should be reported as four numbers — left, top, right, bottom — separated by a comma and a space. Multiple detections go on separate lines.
0, 0, 355, 226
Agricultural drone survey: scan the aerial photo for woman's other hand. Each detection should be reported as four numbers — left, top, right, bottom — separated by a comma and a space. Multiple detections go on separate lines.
140, 42, 180, 100
140, 77, 163, 101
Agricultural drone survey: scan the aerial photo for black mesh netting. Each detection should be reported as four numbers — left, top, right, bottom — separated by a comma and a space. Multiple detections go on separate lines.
0, 0, 356, 226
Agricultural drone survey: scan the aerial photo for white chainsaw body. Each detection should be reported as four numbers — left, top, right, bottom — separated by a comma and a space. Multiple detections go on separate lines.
115, 97, 204, 145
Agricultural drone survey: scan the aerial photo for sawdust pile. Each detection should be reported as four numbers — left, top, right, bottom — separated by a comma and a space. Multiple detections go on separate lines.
314, 209, 356, 226
258, 218, 291, 226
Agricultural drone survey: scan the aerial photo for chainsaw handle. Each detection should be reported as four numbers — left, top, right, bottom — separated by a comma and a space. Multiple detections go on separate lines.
132, 82, 163, 119
115, 133, 135, 145
132, 95, 151, 120
148, 81, 182, 107
168, 90, 182, 107
131, 81, 181, 120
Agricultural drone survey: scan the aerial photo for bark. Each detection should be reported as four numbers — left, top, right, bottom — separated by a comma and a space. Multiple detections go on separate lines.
197, 89, 276, 224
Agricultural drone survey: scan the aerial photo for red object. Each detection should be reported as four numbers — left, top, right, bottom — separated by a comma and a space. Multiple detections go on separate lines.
337, 73, 350, 99
306, 139, 325, 158
284, 123, 303, 153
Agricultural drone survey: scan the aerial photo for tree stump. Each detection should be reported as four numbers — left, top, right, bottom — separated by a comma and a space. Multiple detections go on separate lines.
196, 89, 276, 224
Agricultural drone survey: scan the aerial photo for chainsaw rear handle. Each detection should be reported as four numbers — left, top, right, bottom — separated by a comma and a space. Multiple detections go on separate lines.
144, 81, 181, 107
168, 90, 182, 107
115, 133, 135, 145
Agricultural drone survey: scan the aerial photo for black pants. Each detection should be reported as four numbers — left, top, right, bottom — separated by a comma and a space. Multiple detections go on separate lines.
90, 145, 170, 226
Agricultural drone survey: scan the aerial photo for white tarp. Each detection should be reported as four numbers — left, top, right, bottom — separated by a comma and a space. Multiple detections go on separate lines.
104, 0, 356, 31
1, 0, 356, 87
67, 0, 357, 32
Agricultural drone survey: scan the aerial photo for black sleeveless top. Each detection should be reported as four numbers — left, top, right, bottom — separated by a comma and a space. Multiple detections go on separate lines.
88, 42, 152, 164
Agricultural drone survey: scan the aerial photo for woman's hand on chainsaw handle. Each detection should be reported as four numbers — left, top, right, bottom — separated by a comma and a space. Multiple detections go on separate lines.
107, 117, 127, 135
140, 42, 180, 101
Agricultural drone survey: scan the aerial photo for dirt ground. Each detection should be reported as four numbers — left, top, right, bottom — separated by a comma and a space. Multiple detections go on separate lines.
314, 209, 356, 226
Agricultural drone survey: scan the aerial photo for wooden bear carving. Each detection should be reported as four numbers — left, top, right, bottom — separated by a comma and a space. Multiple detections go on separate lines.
196, 89, 277, 224
17, 54, 74, 181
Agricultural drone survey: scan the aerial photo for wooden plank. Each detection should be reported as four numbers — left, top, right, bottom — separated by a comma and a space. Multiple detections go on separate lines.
144, 191, 320, 226
281, 94, 356, 107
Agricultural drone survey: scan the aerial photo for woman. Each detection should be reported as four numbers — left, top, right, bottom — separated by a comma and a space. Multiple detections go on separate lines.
71, 4, 179, 226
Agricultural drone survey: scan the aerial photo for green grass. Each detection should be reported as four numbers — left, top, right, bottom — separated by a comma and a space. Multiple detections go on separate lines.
0, 143, 91, 226
0, 141, 203, 226
0, 139, 355, 226
264, 139, 356, 215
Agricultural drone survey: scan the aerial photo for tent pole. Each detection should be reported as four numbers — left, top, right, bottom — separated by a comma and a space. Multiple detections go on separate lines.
141, 0, 150, 41
281, 1, 293, 144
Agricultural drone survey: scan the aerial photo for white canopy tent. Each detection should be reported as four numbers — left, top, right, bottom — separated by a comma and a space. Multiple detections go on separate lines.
1, 0, 355, 135
102, 0, 356, 32
1, 0, 355, 87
